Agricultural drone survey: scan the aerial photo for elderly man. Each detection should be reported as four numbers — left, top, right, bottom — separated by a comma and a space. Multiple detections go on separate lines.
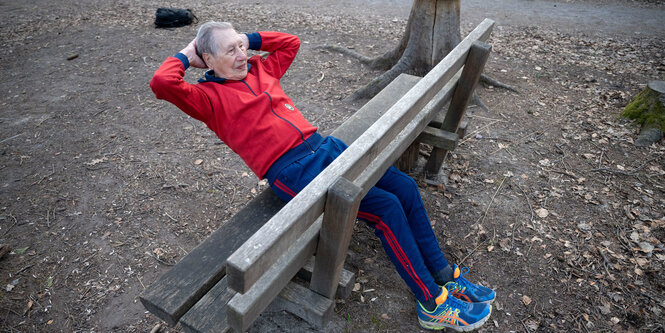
150, 21, 495, 331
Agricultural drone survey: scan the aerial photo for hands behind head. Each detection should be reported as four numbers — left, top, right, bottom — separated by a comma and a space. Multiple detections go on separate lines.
181, 38, 208, 69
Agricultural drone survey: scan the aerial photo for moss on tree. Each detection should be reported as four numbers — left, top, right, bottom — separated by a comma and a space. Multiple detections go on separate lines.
621, 87, 665, 130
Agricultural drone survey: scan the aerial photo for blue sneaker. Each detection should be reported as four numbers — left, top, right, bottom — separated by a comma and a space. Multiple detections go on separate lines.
417, 286, 492, 331
444, 264, 496, 304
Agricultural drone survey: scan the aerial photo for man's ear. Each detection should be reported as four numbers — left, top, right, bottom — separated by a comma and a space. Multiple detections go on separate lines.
202, 53, 212, 69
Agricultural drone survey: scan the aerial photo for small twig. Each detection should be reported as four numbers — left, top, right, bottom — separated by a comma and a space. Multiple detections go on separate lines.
149, 252, 175, 266
459, 240, 486, 265
545, 168, 578, 179
14, 264, 34, 276
1, 214, 19, 237
150, 323, 162, 333
590, 153, 664, 176
459, 120, 501, 145
519, 317, 531, 333
0, 133, 23, 144
511, 180, 534, 223
164, 212, 177, 222
474, 176, 507, 227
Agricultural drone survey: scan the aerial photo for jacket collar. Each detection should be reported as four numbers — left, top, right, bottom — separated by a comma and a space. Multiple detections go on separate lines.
198, 62, 252, 83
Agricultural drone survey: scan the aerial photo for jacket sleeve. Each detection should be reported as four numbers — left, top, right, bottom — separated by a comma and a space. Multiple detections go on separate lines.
247, 31, 300, 79
149, 54, 212, 123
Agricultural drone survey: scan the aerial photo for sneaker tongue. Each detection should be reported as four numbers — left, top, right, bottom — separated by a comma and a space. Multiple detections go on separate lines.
435, 287, 448, 305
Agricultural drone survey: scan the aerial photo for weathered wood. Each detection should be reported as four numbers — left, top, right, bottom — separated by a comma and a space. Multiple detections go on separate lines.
311, 178, 363, 299
354, 71, 462, 199
270, 281, 334, 330
141, 72, 418, 328
425, 41, 492, 175
227, 218, 321, 332
297, 258, 356, 299
180, 277, 235, 333
395, 140, 421, 172
333, 74, 422, 145
139, 189, 285, 326
226, 19, 494, 294
418, 127, 458, 150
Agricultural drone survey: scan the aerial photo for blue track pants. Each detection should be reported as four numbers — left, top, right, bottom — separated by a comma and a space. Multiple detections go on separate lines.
265, 133, 449, 302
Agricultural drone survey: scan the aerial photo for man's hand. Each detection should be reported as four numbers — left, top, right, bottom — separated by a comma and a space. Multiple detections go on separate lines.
240, 34, 249, 51
179, 39, 207, 69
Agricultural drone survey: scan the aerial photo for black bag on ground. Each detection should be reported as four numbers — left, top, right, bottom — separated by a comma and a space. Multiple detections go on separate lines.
154, 8, 197, 28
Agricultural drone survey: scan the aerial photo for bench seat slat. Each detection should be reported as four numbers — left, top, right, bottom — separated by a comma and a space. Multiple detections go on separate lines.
139, 190, 285, 325
226, 19, 495, 294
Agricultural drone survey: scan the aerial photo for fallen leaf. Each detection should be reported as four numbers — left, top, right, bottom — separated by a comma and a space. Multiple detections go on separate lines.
353, 283, 361, 292
638, 242, 654, 253
14, 246, 29, 254
536, 208, 549, 218
522, 295, 532, 306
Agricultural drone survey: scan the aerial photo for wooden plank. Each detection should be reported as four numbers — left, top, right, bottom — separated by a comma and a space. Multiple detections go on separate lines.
353, 71, 463, 198
417, 127, 458, 151
311, 178, 363, 299
226, 19, 495, 294
141, 71, 418, 326
425, 41, 492, 174
332, 74, 422, 145
226, 218, 322, 332
180, 277, 234, 333
270, 282, 334, 330
297, 258, 356, 299
139, 190, 284, 326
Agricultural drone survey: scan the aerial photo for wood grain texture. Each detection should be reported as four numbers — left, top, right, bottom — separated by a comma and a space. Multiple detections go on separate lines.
141, 73, 417, 327
418, 127, 458, 150
139, 189, 285, 326
310, 178, 363, 299
270, 282, 334, 330
180, 277, 235, 333
227, 218, 321, 332
425, 40, 492, 174
226, 19, 495, 295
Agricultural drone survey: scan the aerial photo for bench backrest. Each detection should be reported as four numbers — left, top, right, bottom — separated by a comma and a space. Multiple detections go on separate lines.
225, 18, 495, 332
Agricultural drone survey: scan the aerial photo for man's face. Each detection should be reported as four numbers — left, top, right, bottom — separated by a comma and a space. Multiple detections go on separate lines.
205, 29, 248, 80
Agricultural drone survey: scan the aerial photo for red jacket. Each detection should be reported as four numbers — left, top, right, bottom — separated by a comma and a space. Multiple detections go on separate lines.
150, 31, 317, 179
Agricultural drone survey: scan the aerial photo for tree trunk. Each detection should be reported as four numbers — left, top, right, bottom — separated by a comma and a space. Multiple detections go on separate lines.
350, 0, 461, 100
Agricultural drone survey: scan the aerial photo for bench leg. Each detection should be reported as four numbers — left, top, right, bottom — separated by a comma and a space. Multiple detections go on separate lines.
310, 177, 363, 299
425, 41, 492, 175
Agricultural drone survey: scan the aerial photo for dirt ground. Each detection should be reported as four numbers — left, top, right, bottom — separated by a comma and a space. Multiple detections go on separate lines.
1, 0, 664, 332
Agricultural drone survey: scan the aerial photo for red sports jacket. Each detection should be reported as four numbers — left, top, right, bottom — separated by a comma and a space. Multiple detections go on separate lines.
150, 31, 317, 179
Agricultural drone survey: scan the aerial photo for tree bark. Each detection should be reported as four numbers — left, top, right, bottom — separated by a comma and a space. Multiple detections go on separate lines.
351, 0, 461, 100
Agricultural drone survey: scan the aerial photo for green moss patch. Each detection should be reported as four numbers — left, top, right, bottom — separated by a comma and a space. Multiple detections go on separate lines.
621, 87, 665, 131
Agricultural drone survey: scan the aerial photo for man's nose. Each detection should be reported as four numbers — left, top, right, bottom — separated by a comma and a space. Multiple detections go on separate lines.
236, 49, 247, 60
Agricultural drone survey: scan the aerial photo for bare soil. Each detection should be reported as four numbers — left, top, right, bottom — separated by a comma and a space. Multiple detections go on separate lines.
1, 0, 664, 332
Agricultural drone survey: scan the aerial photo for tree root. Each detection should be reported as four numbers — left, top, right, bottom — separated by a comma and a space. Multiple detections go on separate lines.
471, 93, 489, 112
348, 56, 414, 100
480, 74, 518, 93
317, 45, 401, 71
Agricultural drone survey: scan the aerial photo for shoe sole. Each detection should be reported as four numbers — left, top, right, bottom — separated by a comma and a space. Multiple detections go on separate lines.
418, 305, 492, 331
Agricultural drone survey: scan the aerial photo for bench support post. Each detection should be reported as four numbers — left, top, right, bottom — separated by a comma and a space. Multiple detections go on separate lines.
425, 41, 492, 175
311, 177, 363, 299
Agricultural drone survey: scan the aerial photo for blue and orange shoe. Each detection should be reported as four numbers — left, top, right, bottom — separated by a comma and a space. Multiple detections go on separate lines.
444, 264, 496, 304
417, 286, 492, 331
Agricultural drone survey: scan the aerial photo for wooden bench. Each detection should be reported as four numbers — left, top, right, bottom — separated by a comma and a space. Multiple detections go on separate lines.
140, 18, 495, 332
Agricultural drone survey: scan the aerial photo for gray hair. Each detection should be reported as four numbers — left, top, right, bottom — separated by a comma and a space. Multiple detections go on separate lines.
196, 21, 235, 57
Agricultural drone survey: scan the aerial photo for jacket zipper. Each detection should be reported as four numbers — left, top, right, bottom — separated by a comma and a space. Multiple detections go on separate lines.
240, 80, 315, 153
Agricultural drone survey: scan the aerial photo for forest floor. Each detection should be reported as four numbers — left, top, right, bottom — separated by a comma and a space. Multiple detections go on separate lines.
1, 0, 664, 332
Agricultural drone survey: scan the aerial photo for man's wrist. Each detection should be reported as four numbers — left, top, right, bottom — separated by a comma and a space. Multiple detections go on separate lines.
174, 52, 190, 69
